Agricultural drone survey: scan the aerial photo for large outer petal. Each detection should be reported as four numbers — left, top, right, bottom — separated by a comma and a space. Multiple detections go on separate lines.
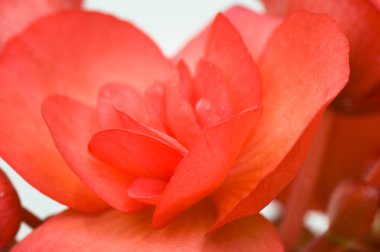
0, 0, 81, 51
0, 11, 172, 211
174, 6, 282, 69
0, 169, 22, 247
13, 204, 284, 252
210, 11, 350, 230
265, 0, 380, 112
42, 96, 144, 212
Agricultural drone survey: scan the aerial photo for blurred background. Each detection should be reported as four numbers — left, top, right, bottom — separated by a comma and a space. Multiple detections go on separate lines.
1, 0, 328, 240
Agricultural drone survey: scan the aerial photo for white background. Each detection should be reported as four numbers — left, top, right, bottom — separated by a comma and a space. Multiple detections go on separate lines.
1, 0, 328, 240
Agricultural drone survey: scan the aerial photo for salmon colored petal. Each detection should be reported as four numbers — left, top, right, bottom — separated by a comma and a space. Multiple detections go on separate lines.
205, 14, 261, 112
42, 95, 144, 212
0, 11, 171, 211
127, 178, 167, 205
312, 111, 380, 210
117, 111, 188, 155
223, 6, 283, 60
97, 83, 148, 130
165, 81, 201, 148
174, 6, 282, 69
262, 0, 288, 15
144, 83, 168, 132
209, 11, 349, 230
88, 129, 184, 180
13, 204, 284, 252
194, 60, 233, 127
0, 169, 22, 247
283, 0, 380, 113
0, 0, 81, 51
153, 107, 261, 228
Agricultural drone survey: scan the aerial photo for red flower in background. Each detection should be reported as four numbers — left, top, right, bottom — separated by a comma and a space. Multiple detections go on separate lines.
0, 1, 350, 250
0, 169, 22, 248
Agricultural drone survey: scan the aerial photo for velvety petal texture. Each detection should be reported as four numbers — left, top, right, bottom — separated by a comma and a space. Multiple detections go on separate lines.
0, 169, 22, 247
13, 204, 284, 252
209, 11, 349, 229
0, 0, 81, 51
0, 11, 172, 211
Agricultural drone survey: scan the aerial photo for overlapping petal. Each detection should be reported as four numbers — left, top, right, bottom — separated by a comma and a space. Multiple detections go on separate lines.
263, 0, 380, 113
209, 11, 349, 229
0, 0, 81, 51
0, 11, 172, 211
13, 204, 284, 252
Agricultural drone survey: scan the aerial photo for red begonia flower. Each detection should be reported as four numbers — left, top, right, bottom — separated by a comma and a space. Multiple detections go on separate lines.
0, 4, 349, 250
0, 0, 81, 51
0, 169, 22, 248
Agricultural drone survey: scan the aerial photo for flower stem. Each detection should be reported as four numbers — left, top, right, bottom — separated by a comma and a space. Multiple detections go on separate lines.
22, 208, 42, 229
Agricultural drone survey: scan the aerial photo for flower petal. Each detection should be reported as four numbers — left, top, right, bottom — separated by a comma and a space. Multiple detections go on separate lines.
0, 11, 171, 211
209, 11, 349, 230
0, 0, 81, 51
204, 14, 261, 112
97, 83, 148, 130
262, 0, 288, 15
312, 111, 380, 210
327, 180, 379, 240
13, 204, 284, 252
127, 178, 167, 205
153, 107, 261, 228
88, 129, 184, 180
277, 0, 380, 112
42, 95, 144, 212
175, 7, 282, 69
0, 169, 22, 247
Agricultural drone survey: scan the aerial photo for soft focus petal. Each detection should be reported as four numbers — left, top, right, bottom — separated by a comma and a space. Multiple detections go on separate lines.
210, 11, 349, 230
204, 14, 261, 111
262, 0, 288, 15
154, 107, 261, 228
0, 11, 171, 211
14, 204, 284, 252
89, 129, 184, 179
42, 95, 143, 212
174, 6, 282, 68
271, 0, 380, 113
0, 169, 22, 247
313, 111, 380, 210
0, 0, 81, 51
327, 180, 380, 240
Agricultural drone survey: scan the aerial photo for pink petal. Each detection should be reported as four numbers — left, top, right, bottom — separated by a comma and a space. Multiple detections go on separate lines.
97, 83, 148, 130
0, 11, 171, 211
127, 178, 167, 205
209, 11, 350, 230
194, 60, 233, 127
153, 107, 261, 228
42, 95, 144, 212
0, 0, 81, 51
88, 129, 184, 180
165, 81, 201, 148
174, 6, 282, 68
281, 0, 380, 112
13, 204, 284, 252
204, 14, 261, 112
